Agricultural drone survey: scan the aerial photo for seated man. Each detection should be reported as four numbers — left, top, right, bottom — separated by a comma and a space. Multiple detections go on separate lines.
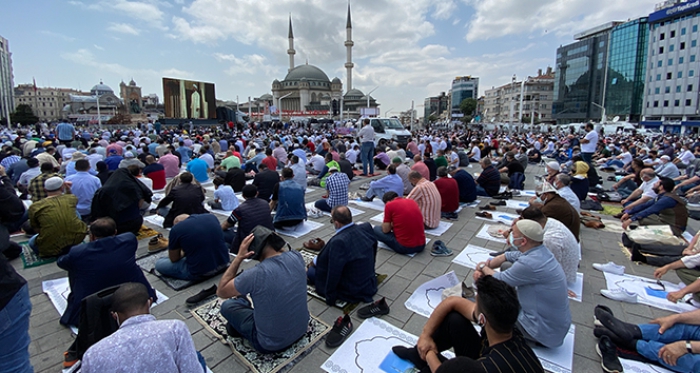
155, 214, 229, 281
308, 153, 339, 187
621, 177, 688, 236
360, 164, 404, 202
142, 155, 166, 190
619, 168, 658, 213
476, 220, 571, 348
407, 171, 441, 229
186, 153, 210, 183
156, 172, 208, 228
252, 163, 280, 201
217, 166, 246, 193
553, 173, 581, 213
91, 168, 151, 235
467, 140, 481, 162
593, 305, 700, 373
314, 166, 349, 213
222, 185, 275, 250
373, 191, 426, 255
392, 275, 544, 373
57, 217, 156, 327
217, 230, 310, 353
337, 152, 354, 181
28, 176, 87, 257
654, 245, 700, 303
448, 165, 477, 203
530, 181, 580, 242
81, 283, 204, 373
208, 176, 239, 211
65, 159, 102, 221
373, 149, 390, 171
475, 157, 501, 197
433, 166, 459, 220
656, 155, 681, 179
270, 168, 307, 229
498, 151, 524, 185
307, 206, 377, 305
393, 157, 413, 195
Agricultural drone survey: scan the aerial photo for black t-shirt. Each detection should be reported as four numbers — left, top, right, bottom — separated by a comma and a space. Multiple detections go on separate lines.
0, 254, 27, 311
224, 168, 247, 193
528, 149, 542, 163
506, 161, 525, 176
436, 332, 544, 373
253, 170, 281, 201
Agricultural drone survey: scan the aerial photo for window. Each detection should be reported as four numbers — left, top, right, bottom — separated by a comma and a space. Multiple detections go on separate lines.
654, 100, 659, 107
669, 58, 674, 65
679, 71, 684, 78
689, 84, 694, 92
687, 99, 693, 106
683, 28, 687, 35
694, 25, 699, 32
664, 100, 669, 107
666, 86, 671, 93
693, 40, 698, 47
675, 99, 680, 107
682, 42, 686, 50
655, 87, 661, 94
670, 44, 675, 52
680, 56, 685, 64
672, 30, 676, 38
661, 33, 666, 40
667, 72, 673, 79
677, 85, 682, 93
691, 70, 696, 77
660, 46, 664, 54
692, 55, 697, 62
658, 60, 663, 67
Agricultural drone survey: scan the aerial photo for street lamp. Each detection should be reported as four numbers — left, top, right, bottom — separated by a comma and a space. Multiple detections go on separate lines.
366, 86, 379, 112
278, 92, 293, 120
93, 93, 103, 130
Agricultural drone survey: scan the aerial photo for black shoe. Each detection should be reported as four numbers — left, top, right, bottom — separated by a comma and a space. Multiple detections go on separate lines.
186, 285, 217, 305
225, 322, 243, 339
360, 196, 374, 202
326, 314, 353, 348
489, 250, 506, 257
392, 346, 427, 370
596, 307, 642, 342
357, 297, 390, 319
596, 335, 624, 373
630, 246, 647, 263
3, 241, 21, 260
489, 200, 506, 206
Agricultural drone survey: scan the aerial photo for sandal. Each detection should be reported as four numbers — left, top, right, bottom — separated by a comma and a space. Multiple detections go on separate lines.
303, 238, 325, 251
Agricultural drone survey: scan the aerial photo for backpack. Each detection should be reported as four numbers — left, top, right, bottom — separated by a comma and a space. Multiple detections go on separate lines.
597, 191, 622, 202
580, 199, 603, 211
458, 152, 470, 167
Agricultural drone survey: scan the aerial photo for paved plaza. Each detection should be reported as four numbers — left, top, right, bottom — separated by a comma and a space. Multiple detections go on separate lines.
15, 162, 698, 373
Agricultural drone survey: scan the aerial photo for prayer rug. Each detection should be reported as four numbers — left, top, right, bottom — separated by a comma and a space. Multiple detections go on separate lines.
135, 225, 159, 240
600, 204, 624, 217
135, 251, 227, 291
20, 242, 57, 269
191, 298, 330, 373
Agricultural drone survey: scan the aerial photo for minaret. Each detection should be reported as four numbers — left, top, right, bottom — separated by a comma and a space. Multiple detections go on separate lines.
344, 3, 354, 92
287, 15, 296, 72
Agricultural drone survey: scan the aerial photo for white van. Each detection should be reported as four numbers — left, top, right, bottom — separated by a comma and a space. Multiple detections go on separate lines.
367, 117, 412, 147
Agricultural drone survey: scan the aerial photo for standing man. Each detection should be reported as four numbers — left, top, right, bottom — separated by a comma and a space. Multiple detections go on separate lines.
580, 122, 600, 184
358, 118, 375, 176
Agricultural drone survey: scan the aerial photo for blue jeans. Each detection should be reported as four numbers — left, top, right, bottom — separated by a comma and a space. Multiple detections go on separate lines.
372, 225, 424, 255
155, 257, 196, 281
4, 210, 28, 233
220, 297, 274, 353
361, 142, 375, 175
581, 152, 594, 166
604, 160, 624, 169
314, 199, 332, 212
0, 284, 33, 373
28, 235, 38, 254
475, 185, 491, 197
636, 323, 700, 372
365, 187, 386, 200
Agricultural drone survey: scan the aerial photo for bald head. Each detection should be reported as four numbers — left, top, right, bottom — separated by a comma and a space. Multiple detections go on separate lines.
413, 154, 422, 162
173, 214, 190, 225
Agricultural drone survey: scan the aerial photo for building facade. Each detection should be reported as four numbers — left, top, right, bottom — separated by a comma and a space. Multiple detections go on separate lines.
642, 0, 700, 133
605, 18, 649, 123
14, 84, 86, 122
423, 92, 450, 124
119, 79, 143, 114
0, 36, 13, 124
483, 68, 555, 124
450, 76, 479, 119
62, 82, 122, 124
553, 22, 620, 124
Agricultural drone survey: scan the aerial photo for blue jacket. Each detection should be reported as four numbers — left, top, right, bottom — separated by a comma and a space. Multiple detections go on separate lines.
315, 222, 377, 305
451, 169, 477, 202
56, 233, 156, 327
274, 179, 307, 223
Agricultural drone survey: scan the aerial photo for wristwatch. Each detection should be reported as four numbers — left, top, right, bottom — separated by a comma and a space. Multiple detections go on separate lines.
686, 340, 693, 354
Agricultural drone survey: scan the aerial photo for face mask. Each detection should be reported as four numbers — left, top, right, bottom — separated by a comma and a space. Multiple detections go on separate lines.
508, 233, 523, 249
533, 196, 544, 204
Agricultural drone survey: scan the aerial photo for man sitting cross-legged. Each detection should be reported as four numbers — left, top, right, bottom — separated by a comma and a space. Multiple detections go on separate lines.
373, 191, 426, 255
57, 217, 156, 327
155, 214, 229, 281
269, 168, 307, 229
81, 283, 204, 373
361, 164, 404, 202
218, 230, 310, 353
307, 206, 378, 306
475, 219, 571, 348
392, 275, 544, 373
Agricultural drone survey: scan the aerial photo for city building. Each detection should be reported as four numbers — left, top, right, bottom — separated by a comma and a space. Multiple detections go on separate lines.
270, 6, 378, 119
423, 92, 450, 124
483, 68, 555, 125
0, 35, 13, 125
642, 0, 700, 133
553, 22, 621, 124
119, 79, 143, 114
62, 81, 122, 124
450, 76, 479, 119
14, 84, 86, 122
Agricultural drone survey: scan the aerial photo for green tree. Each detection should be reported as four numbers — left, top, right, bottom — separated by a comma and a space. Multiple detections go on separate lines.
459, 98, 477, 117
427, 114, 438, 123
10, 104, 39, 126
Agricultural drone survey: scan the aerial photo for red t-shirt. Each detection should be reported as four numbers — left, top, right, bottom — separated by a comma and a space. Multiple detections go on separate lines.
307, 142, 316, 153
261, 155, 278, 170
433, 177, 459, 212
384, 198, 426, 248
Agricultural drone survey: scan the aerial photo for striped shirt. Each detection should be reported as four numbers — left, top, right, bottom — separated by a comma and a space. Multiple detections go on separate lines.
407, 178, 441, 229
436, 331, 544, 373
326, 172, 349, 208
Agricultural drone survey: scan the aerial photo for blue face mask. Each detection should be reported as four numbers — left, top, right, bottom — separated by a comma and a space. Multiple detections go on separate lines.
533, 196, 544, 204
508, 233, 522, 249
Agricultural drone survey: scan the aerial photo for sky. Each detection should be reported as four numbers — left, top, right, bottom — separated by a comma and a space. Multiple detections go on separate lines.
3, 0, 663, 118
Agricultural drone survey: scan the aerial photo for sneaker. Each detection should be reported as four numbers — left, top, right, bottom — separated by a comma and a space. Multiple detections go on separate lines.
597, 335, 624, 373
326, 314, 353, 348
357, 297, 390, 319
592, 262, 625, 275
148, 234, 169, 252
307, 209, 323, 219
360, 195, 374, 202
186, 284, 217, 305
392, 346, 427, 370
601, 288, 638, 304
430, 241, 453, 257
63, 351, 79, 368
489, 200, 506, 206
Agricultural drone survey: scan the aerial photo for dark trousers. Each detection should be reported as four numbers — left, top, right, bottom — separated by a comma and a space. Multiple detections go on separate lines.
432, 311, 481, 359
273, 219, 304, 229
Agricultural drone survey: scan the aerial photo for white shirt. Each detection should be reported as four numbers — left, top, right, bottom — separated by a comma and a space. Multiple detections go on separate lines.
557, 186, 581, 213
346, 149, 358, 164
638, 176, 659, 199
544, 218, 581, 284
679, 150, 695, 165
310, 154, 325, 172
618, 152, 633, 167
470, 146, 481, 161
581, 130, 598, 153
358, 124, 375, 143
199, 153, 214, 169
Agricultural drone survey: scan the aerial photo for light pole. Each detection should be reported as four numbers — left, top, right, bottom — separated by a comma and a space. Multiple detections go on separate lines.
94, 93, 103, 130
366, 86, 379, 114
278, 92, 293, 120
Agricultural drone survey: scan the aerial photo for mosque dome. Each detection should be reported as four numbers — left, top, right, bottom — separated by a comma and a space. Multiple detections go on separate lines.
90, 81, 113, 96
344, 88, 365, 99
284, 64, 330, 83
332, 77, 341, 84
259, 93, 273, 100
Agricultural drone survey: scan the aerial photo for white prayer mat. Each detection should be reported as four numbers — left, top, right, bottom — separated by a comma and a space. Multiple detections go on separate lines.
620, 358, 673, 373
152, 193, 165, 201
143, 214, 166, 228
349, 198, 386, 211
22, 199, 32, 209
683, 231, 694, 242
404, 271, 460, 318
505, 200, 530, 209
531, 324, 576, 373
474, 212, 520, 225
603, 272, 698, 313
451, 244, 500, 271
42, 277, 168, 335
304, 202, 365, 217
321, 317, 453, 373
518, 189, 537, 197
378, 238, 431, 258
569, 273, 584, 302
475, 224, 508, 244
424, 221, 453, 236
456, 200, 480, 212
246, 179, 254, 185
598, 219, 627, 235
204, 185, 216, 192
275, 220, 324, 238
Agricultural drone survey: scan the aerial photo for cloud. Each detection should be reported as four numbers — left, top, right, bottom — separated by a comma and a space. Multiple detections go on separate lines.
213, 53, 280, 77
39, 30, 75, 42
107, 23, 141, 35
94, 44, 105, 51
463, 0, 659, 42
70, 0, 167, 30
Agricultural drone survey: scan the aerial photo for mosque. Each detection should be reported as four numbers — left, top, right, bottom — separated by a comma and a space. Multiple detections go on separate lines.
269, 4, 379, 119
